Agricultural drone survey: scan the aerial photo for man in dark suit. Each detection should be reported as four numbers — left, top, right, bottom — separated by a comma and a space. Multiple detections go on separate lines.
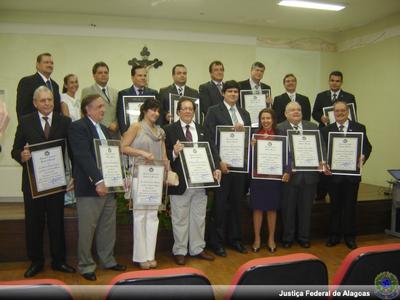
16, 53, 61, 122
204, 80, 251, 257
312, 71, 357, 202
199, 60, 224, 117
312, 71, 356, 128
277, 102, 322, 249
273, 73, 311, 123
11, 86, 75, 278
164, 97, 221, 265
116, 65, 159, 134
321, 101, 372, 249
159, 64, 199, 124
238, 61, 272, 108
68, 94, 126, 281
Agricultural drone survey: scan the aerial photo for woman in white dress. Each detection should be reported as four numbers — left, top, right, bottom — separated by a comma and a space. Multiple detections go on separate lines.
61, 74, 81, 121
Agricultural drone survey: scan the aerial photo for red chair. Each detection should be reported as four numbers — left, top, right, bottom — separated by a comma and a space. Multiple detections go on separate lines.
0, 278, 73, 299
226, 253, 328, 299
330, 243, 400, 299
104, 267, 214, 300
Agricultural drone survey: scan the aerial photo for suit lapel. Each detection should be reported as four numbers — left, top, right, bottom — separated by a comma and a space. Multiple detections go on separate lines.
219, 103, 233, 125
48, 114, 60, 139
84, 117, 99, 139
174, 121, 187, 142
32, 113, 46, 139
195, 123, 206, 141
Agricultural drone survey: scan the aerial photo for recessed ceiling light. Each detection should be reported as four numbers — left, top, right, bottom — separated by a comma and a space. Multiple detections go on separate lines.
278, 0, 345, 11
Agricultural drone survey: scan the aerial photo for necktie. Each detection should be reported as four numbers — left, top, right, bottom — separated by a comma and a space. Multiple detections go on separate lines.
230, 107, 239, 124
293, 125, 299, 132
185, 124, 192, 142
42, 116, 50, 139
138, 89, 144, 95
216, 83, 223, 94
101, 88, 110, 103
178, 87, 183, 96
95, 123, 107, 144
289, 94, 295, 101
45, 80, 52, 91
332, 93, 337, 102
254, 84, 260, 94
339, 125, 344, 132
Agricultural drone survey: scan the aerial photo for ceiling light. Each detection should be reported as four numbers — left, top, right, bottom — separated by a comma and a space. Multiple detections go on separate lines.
278, 0, 345, 11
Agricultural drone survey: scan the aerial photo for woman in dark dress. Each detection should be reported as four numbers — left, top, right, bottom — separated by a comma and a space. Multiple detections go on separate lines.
250, 108, 289, 253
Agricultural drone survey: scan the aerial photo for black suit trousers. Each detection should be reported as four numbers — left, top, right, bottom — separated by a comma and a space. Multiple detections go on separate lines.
23, 191, 66, 264
209, 172, 246, 247
328, 180, 359, 238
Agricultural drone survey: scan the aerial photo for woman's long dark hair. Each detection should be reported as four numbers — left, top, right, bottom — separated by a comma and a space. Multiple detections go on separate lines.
258, 108, 277, 132
62, 74, 76, 93
138, 98, 161, 121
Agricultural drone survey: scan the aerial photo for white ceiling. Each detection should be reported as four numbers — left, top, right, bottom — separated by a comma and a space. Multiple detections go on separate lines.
1, 0, 400, 33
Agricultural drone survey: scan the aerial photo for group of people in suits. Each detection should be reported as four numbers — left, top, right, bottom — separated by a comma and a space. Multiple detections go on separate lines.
12, 52, 371, 280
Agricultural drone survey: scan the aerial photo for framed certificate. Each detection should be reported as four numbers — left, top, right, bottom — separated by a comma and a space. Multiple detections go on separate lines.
27, 139, 68, 199
323, 103, 357, 125
216, 125, 251, 173
94, 139, 126, 193
179, 142, 219, 188
123, 95, 155, 128
240, 89, 271, 127
136, 163, 165, 206
252, 134, 288, 180
169, 94, 200, 124
327, 132, 363, 176
287, 130, 323, 172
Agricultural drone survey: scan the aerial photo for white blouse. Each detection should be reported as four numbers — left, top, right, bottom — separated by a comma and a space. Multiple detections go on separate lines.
61, 93, 81, 121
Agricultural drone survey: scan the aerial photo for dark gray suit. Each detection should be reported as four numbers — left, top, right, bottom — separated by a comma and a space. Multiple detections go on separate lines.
204, 102, 251, 248
273, 93, 311, 123
199, 81, 224, 117
277, 120, 320, 244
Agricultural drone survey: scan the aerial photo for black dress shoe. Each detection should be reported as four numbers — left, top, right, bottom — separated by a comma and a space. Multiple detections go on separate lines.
345, 239, 357, 250
52, 263, 76, 273
282, 241, 292, 248
106, 264, 127, 271
230, 242, 248, 254
212, 247, 227, 257
326, 236, 340, 247
24, 262, 44, 278
81, 272, 97, 281
298, 240, 310, 248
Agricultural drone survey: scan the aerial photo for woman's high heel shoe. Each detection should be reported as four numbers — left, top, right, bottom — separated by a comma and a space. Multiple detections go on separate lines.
252, 243, 261, 253
267, 244, 277, 253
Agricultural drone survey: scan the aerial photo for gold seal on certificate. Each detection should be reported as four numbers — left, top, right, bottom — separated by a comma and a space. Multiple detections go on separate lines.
27, 139, 68, 198
179, 142, 219, 188
240, 89, 271, 127
123, 95, 155, 127
327, 132, 363, 176
252, 134, 288, 180
287, 130, 324, 171
216, 125, 251, 173
94, 139, 126, 193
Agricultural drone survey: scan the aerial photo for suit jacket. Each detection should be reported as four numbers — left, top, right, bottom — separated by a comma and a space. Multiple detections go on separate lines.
312, 90, 356, 128
203, 102, 251, 146
198, 81, 224, 117
159, 84, 199, 124
164, 120, 220, 195
273, 93, 311, 123
68, 116, 111, 197
277, 120, 321, 185
238, 79, 271, 92
116, 86, 159, 134
81, 84, 118, 128
321, 120, 372, 183
11, 112, 71, 194
16, 73, 61, 122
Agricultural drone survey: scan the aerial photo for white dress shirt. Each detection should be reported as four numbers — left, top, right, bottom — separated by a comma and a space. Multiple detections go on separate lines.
224, 101, 244, 125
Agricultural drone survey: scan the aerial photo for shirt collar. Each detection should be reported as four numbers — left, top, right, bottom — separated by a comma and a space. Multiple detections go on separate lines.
286, 91, 296, 98
133, 85, 144, 94
180, 119, 195, 128
88, 116, 98, 126
38, 111, 53, 122
331, 89, 341, 96
250, 78, 261, 89
289, 121, 302, 129
223, 100, 237, 110
212, 80, 223, 86
37, 71, 50, 82
175, 84, 185, 90
336, 119, 349, 129
97, 84, 108, 91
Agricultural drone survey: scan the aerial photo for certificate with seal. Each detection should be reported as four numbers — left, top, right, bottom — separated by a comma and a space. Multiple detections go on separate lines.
216, 125, 250, 173
136, 164, 165, 205
327, 132, 363, 176
288, 130, 323, 171
123, 95, 155, 127
94, 139, 126, 193
240, 89, 271, 127
179, 142, 219, 188
252, 134, 288, 180
323, 103, 357, 124
169, 94, 200, 123
27, 139, 68, 199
